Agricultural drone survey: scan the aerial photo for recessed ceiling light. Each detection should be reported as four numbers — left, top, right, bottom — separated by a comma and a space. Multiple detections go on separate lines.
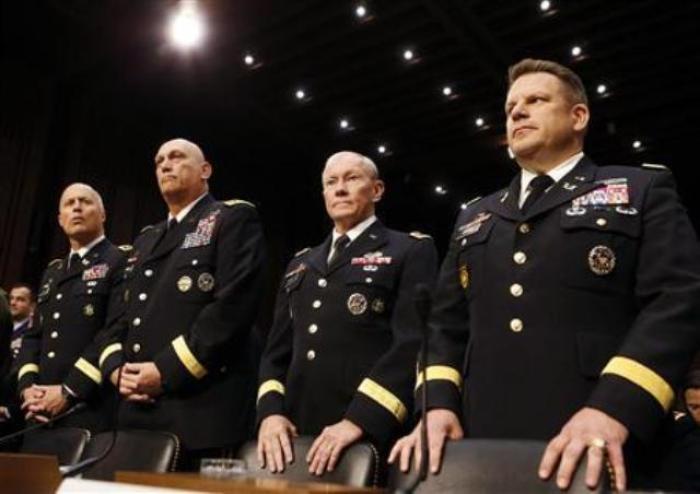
475, 117, 485, 127
442, 86, 453, 96
434, 185, 447, 195
596, 84, 607, 95
571, 45, 582, 57
244, 54, 255, 66
633, 140, 642, 149
295, 89, 306, 100
377, 145, 387, 154
339, 118, 350, 129
355, 4, 367, 18
168, 3, 205, 50
403, 49, 414, 61
540, 0, 552, 12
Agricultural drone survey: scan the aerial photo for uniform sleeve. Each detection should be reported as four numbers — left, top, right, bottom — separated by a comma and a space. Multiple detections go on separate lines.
587, 170, 700, 441
415, 214, 471, 418
64, 252, 128, 399
344, 237, 438, 444
255, 265, 296, 427
154, 205, 267, 391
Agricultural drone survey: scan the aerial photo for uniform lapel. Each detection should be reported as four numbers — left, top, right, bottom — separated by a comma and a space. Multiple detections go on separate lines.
523, 156, 599, 220
305, 236, 332, 276
146, 194, 215, 262
326, 221, 388, 276
485, 175, 521, 221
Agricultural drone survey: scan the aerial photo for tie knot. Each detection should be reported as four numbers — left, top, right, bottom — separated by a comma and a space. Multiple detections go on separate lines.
529, 174, 554, 192
168, 218, 178, 230
69, 253, 81, 268
334, 234, 350, 251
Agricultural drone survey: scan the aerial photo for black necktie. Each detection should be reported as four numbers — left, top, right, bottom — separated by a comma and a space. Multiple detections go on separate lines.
157, 218, 179, 248
521, 175, 554, 214
68, 253, 81, 271
328, 234, 350, 267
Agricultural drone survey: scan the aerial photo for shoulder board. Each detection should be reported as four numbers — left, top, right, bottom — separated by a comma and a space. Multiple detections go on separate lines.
118, 244, 134, 253
464, 196, 482, 208
140, 224, 155, 234
224, 199, 255, 208
48, 258, 63, 268
641, 163, 668, 171
294, 247, 311, 257
409, 231, 432, 240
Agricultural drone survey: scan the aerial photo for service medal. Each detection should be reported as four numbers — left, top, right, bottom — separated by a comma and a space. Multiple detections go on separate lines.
459, 264, 469, 289
83, 304, 94, 317
198, 272, 215, 292
177, 275, 193, 292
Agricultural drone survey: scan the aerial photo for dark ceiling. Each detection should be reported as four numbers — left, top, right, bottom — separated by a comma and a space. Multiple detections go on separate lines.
2, 0, 700, 266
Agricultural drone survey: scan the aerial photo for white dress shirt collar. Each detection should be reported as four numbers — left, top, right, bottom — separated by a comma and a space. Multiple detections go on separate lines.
70, 234, 106, 260
328, 215, 377, 263
168, 192, 208, 225
519, 152, 585, 207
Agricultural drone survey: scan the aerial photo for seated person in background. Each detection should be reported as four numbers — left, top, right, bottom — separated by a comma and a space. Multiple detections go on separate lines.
8, 283, 36, 360
256, 151, 438, 476
16, 183, 127, 432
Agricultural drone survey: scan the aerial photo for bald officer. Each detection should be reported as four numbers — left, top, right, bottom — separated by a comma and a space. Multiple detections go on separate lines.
257, 151, 438, 476
17, 183, 126, 431
98, 138, 266, 466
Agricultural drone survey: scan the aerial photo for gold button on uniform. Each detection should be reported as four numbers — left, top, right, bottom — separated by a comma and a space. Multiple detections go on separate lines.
365, 277, 373, 283
308, 324, 318, 334
519, 223, 531, 234
510, 283, 524, 297
510, 318, 524, 332
318, 279, 327, 288
56, 293, 63, 300
133, 317, 141, 327
48, 351, 56, 358
513, 252, 527, 264
50, 331, 58, 339
133, 343, 141, 353
145, 269, 154, 277
306, 350, 316, 361
139, 293, 148, 301
596, 218, 608, 227
53, 312, 60, 320
312, 300, 322, 309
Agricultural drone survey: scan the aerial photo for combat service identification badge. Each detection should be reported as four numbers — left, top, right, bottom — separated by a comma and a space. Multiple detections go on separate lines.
347, 293, 368, 315
588, 245, 616, 276
177, 275, 193, 292
371, 298, 385, 314
198, 272, 215, 292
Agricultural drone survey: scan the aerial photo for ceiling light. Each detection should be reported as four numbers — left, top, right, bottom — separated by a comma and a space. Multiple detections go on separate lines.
434, 185, 447, 195
442, 86, 453, 96
596, 84, 607, 95
571, 46, 582, 57
540, 0, 551, 11
403, 49, 414, 61
377, 145, 387, 154
168, 1, 205, 50
339, 118, 350, 130
355, 4, 367, 18
632, 140, 642, 149
295, 89, 306, 100
475, 117, 485, 128
244, 54, 255, 66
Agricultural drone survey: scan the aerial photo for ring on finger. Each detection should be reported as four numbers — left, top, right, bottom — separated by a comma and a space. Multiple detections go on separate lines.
588, 437, 607, 449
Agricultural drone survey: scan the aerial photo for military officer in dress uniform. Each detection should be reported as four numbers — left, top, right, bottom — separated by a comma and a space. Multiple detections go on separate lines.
17, 183, 127, 431
389, 58, 700, 491
256, 151, 438, 476
97, 138, 266, 467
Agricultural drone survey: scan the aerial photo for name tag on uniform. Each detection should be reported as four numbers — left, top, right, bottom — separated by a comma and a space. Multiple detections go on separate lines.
572, 179, 629, 208
182, 210, 220, 249
83, 263, 109, 280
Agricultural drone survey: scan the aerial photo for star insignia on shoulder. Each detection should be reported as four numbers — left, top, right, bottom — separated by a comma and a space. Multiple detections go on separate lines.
140, 224, 155, 234
294, 247, 311, 257
409, 231, 431, 240
48, 258, 63, 269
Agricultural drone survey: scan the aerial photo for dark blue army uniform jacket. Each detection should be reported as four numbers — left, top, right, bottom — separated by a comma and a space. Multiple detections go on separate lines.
257, 220, 438, 448
98, 194, 266, 450
419, 157, 700, 444
17, 238, 127, 431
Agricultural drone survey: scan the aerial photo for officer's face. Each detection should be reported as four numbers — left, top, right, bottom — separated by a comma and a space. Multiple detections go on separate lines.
322, 156, 384, 231
9, 287, 33, 321
57, 184, 106, 244
155, 140, 211, 202
505, 72, 588, 164
686, 388, 700, 425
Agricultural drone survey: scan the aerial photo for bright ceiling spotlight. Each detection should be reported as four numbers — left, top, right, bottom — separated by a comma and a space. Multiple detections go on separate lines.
355, 4, 367, 18
244, 54, 255, 66
168, 1, 205, 50
442, 85, 453, 96
475, 117, 485, 128
295, 89, 306, 100
403, 49, 414, 61
434, 185, 447, 195
571, 45, 582, 57
540, 0, 551, 12
596, 84, 608, 95
633, 140, 642, 149
339, 118, 350, 129
377, 144, 387, 154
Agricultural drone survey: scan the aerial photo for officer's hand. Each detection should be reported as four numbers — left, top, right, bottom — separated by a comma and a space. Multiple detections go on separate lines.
307, 419, 363, 476
123, 362, 163, 397
257, 415, 298, 473
21, 385, 46, 420
388, 408, 464, 474
0, 406, 10, 422
539, 407, 628, 491
31, 385, 69, 417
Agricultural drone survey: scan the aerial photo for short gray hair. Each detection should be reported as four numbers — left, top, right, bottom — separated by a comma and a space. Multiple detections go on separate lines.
322, 151, 379, 182
59, 183, 105, 213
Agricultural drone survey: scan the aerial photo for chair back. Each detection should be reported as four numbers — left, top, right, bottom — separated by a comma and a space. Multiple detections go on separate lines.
80, 429, 180, 481
388, 439, 611, 493
238, 435, 379, 487
20, 427, 90, 465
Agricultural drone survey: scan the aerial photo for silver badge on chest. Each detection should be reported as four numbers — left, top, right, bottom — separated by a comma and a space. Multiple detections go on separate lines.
197, 272, 215, 292
588, 245, 616, 276
347, 293, 368, 315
